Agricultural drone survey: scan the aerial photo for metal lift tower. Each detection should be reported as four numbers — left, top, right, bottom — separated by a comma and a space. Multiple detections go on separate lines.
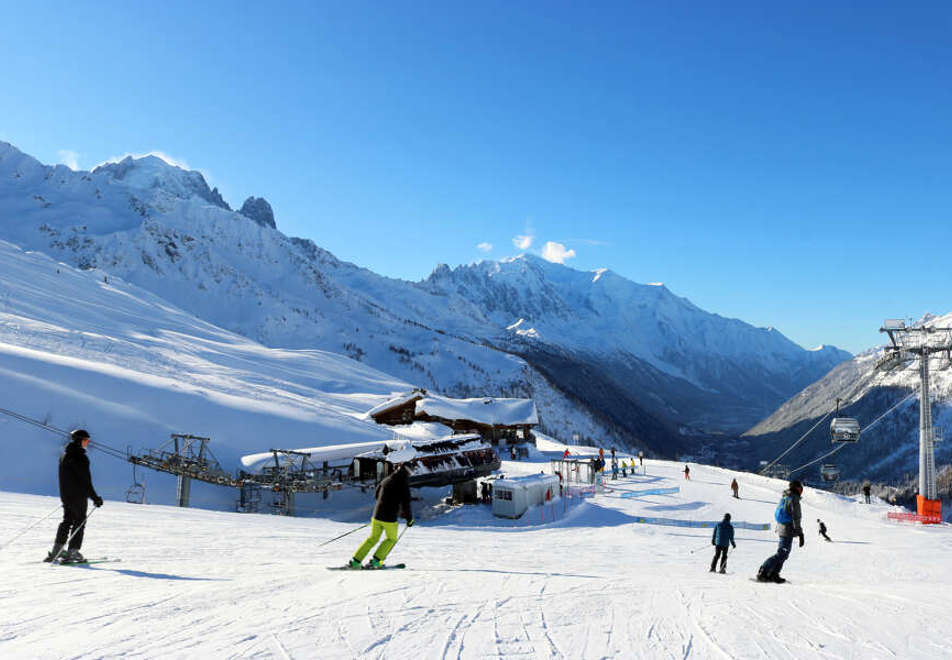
880, 319, 952, 521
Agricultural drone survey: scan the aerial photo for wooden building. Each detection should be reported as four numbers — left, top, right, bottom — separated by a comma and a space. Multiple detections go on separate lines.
365, 389, 539, 446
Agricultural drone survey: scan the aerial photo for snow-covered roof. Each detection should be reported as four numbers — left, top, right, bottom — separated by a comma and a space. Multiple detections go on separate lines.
241, 422, 460, 472
363, 389, 425, 419
416, 394, 538, 426
240, 440, 388, 471
356, 433, 485, 465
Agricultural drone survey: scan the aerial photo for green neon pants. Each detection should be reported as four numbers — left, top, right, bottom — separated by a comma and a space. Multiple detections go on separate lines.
353, 518, 399, 562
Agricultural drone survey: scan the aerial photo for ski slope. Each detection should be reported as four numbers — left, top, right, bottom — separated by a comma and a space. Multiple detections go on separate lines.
0, 239, 411, 507
3, 454, 950, 658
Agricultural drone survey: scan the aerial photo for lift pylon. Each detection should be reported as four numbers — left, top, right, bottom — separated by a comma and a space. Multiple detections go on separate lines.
880, 319, 952, 522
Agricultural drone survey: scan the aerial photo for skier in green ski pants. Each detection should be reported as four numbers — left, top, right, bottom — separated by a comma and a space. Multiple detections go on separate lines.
350, 464, 414, 568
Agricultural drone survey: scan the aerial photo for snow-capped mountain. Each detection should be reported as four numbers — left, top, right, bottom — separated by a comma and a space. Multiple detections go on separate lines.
424, 257, 850, 434
0, 141, 849, 455
744, 313, 952, 483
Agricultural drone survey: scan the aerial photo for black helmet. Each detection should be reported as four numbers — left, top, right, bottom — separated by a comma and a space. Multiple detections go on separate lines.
70, 429, 90, 443
723, 513, 731, 521
789, 479, 803, 493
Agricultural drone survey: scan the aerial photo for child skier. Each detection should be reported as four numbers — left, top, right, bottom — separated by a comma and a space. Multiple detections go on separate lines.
756, 480, 804, 583
349, 464, 414, 569
710, 513, 736, 573
46, 429, 104, 563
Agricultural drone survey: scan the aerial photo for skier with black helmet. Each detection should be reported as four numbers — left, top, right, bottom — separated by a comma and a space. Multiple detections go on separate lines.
756, 480, 804, 583
348, 463, 414, 569
45, 429, 103, 563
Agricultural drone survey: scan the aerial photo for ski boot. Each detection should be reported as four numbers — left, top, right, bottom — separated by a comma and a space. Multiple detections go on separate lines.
347, 558, 362, 570
365, 557, 383, 569
62, 549, 86, 563
44, 544, 64, 563
770, 574, 786, 584
719, 567, 726, 574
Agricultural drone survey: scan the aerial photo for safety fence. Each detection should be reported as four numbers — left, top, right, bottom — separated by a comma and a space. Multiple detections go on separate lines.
620, 487, 680, 498
633, 516, 770, 531
886, 512, 943, 525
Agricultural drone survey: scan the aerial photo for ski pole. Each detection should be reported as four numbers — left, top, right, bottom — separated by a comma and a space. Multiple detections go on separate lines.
48, 507, 97, 564
689, 543, 712, 554
317, 523, 369, 548
0, 504, 62, 552
392, 522, 413, 548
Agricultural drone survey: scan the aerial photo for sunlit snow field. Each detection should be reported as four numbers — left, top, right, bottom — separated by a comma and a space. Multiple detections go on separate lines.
3, 456, 951, 659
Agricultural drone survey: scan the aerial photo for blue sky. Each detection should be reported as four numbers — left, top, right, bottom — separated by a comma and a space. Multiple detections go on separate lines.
1, 1, 950, 353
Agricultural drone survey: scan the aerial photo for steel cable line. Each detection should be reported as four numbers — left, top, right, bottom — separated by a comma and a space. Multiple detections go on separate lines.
759, 411, 832, 475
0, 405, 129, 462
789, 390, 918, 475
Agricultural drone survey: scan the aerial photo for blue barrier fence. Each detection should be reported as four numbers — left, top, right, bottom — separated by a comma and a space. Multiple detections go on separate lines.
633, 516, 770, 531
621, 487, 680, 498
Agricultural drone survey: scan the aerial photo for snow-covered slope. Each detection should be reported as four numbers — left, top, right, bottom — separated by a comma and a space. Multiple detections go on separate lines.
2, 455, 949, 657
744, 314, 952, 483
0, 140, 848, 453
0, 239, 416, 506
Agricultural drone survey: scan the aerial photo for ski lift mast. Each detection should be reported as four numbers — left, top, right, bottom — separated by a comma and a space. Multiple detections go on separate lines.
880, 319, 952, 521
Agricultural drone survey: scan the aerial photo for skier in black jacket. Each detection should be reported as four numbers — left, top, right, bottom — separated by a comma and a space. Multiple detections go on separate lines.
46, 429, 103, 562
350, 464, 414, 569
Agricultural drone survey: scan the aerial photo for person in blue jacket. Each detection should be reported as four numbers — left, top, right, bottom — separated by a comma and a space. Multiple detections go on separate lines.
710, 513, 736, 573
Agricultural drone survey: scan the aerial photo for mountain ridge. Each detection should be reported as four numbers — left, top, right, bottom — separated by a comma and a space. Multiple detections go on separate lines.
0, 140, 851, 454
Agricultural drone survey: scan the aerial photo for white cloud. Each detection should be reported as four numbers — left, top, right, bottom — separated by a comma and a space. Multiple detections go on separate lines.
57, 150, 79, 170
541, 241, 577, 264
512, 234, 534, 250
476, 242, 493, 252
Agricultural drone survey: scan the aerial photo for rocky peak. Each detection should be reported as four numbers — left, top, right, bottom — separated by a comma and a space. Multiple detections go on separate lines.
92, 155, 231, 211
239, 196, 276, 229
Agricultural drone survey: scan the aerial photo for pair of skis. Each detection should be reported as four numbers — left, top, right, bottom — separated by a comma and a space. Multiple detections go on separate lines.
49, 557, 120, 566
327, 563, 405, 571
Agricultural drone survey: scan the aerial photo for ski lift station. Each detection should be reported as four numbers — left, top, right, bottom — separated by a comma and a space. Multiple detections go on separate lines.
492, 473, 560, 519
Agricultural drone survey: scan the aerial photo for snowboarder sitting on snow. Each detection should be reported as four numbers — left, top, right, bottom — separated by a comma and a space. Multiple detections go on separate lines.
46, 429, 103, 563
817, 518, 831, 542
349, 463, 414, 569
710, 513, 736, 574
756, 479, 804, 583
731, 478, 739, 499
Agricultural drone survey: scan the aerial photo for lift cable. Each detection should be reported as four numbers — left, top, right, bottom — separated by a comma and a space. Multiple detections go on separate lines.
0, 405, 129, 462
788, 390, 918, 475
759, 411, 831, 475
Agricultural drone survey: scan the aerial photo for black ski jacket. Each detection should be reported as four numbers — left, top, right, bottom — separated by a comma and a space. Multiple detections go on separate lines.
372, 469, 412, 523
59, 441, 99, 504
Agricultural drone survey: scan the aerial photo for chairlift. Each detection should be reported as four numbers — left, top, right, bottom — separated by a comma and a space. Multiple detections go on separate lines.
126, 457, 146, 504
819, 464, 840, 482
830, 398, 860, 443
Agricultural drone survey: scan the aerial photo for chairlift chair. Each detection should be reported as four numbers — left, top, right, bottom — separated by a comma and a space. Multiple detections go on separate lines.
830, 398, 860, 443
830, 417, 860, 443
820, 464, 840, 482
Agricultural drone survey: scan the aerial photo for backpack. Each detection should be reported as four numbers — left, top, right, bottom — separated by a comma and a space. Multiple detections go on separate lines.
774, 495, 793, 524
